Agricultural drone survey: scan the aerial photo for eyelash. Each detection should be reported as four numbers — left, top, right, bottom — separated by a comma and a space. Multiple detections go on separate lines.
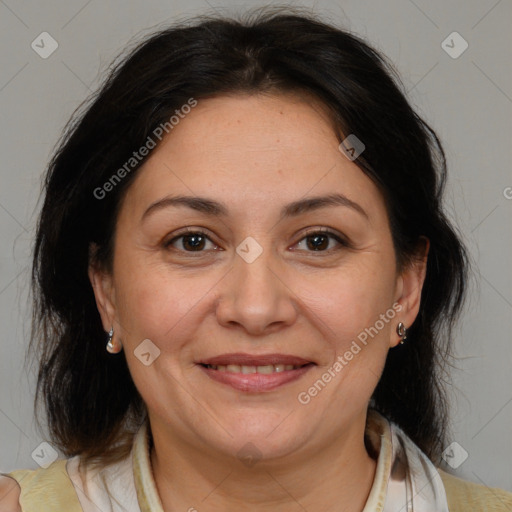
163, 227, 349, 255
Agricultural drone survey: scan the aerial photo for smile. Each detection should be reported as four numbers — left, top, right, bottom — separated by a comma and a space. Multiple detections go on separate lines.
197, 353, 315, 392
203, 363, 303, 373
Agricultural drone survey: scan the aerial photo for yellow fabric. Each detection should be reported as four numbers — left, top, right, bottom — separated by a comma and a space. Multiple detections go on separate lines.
439, 469, 512, 511
5, 459, 82, 512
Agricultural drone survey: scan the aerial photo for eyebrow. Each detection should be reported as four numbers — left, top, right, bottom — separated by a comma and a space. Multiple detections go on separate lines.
141, 193, 369, 222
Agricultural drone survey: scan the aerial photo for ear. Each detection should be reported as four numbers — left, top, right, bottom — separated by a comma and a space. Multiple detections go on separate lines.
88, 243, 116, 332
390, 236, 430, 348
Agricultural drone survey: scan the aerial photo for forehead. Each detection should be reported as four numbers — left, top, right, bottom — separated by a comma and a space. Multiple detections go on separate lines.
151, 92, 340, 168
121, 93, 387, 222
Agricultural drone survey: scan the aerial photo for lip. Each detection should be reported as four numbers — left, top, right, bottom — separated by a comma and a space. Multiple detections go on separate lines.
198, 353, 313, 366
197, 353, 315, 392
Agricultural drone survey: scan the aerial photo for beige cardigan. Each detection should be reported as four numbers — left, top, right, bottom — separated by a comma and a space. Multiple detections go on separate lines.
440, 469, 512, 511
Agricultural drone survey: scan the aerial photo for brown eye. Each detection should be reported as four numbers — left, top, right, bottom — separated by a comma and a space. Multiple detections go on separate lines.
181, 233, 206, 251
306, 233, 329, 251
294, 230, 347, 252
165, 231, 218, 252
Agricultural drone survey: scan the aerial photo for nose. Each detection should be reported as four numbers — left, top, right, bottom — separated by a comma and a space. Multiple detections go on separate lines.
215, 246, 298, 336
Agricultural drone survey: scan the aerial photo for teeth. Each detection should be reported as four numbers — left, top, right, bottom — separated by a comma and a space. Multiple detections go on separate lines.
205, 364, 304, 373
256, 365, 274, 374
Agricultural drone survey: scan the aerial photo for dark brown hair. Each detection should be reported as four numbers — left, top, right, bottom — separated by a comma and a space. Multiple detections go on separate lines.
31, 6, 469, 468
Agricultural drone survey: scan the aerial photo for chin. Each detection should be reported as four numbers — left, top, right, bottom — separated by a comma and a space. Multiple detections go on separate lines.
207, 413, 312, 460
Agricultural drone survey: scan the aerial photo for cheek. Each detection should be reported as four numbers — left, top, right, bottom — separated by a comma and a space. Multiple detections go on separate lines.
112, 256, 220, 353
301, 257, 397, 348
296, 262, 397, 413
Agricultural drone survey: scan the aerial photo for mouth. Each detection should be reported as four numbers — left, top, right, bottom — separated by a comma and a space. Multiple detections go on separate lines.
202, 363, 307, 373
197, 353, 316, 392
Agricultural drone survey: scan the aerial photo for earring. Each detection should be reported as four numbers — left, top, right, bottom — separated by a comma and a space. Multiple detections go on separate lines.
396, 322, 407, 345
106, 327, 122, 353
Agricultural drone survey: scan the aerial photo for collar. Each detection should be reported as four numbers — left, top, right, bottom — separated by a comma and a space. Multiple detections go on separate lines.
132, 420, 164, 511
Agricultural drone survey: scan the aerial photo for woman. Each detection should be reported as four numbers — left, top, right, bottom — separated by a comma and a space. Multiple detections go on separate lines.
1, 7, 511, 511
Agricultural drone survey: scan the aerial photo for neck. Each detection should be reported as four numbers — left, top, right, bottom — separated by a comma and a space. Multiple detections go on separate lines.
150, 414, 377, 512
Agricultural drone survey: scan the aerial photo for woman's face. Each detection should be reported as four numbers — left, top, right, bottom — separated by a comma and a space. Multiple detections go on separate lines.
91, 92, 427, 461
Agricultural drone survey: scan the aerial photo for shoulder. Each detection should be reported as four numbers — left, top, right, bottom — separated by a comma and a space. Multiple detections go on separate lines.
438, 468, 512, 511
1, 459, 82, 512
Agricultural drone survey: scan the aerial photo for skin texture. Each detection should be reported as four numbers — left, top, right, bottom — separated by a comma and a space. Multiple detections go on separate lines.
0, 477, 21, 512
89, 92, 429, 511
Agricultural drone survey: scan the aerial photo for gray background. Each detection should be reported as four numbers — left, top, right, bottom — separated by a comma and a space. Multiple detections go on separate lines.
1, 0, 511, 493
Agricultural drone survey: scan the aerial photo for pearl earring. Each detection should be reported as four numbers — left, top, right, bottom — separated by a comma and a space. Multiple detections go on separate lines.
106, 327, 122, 353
